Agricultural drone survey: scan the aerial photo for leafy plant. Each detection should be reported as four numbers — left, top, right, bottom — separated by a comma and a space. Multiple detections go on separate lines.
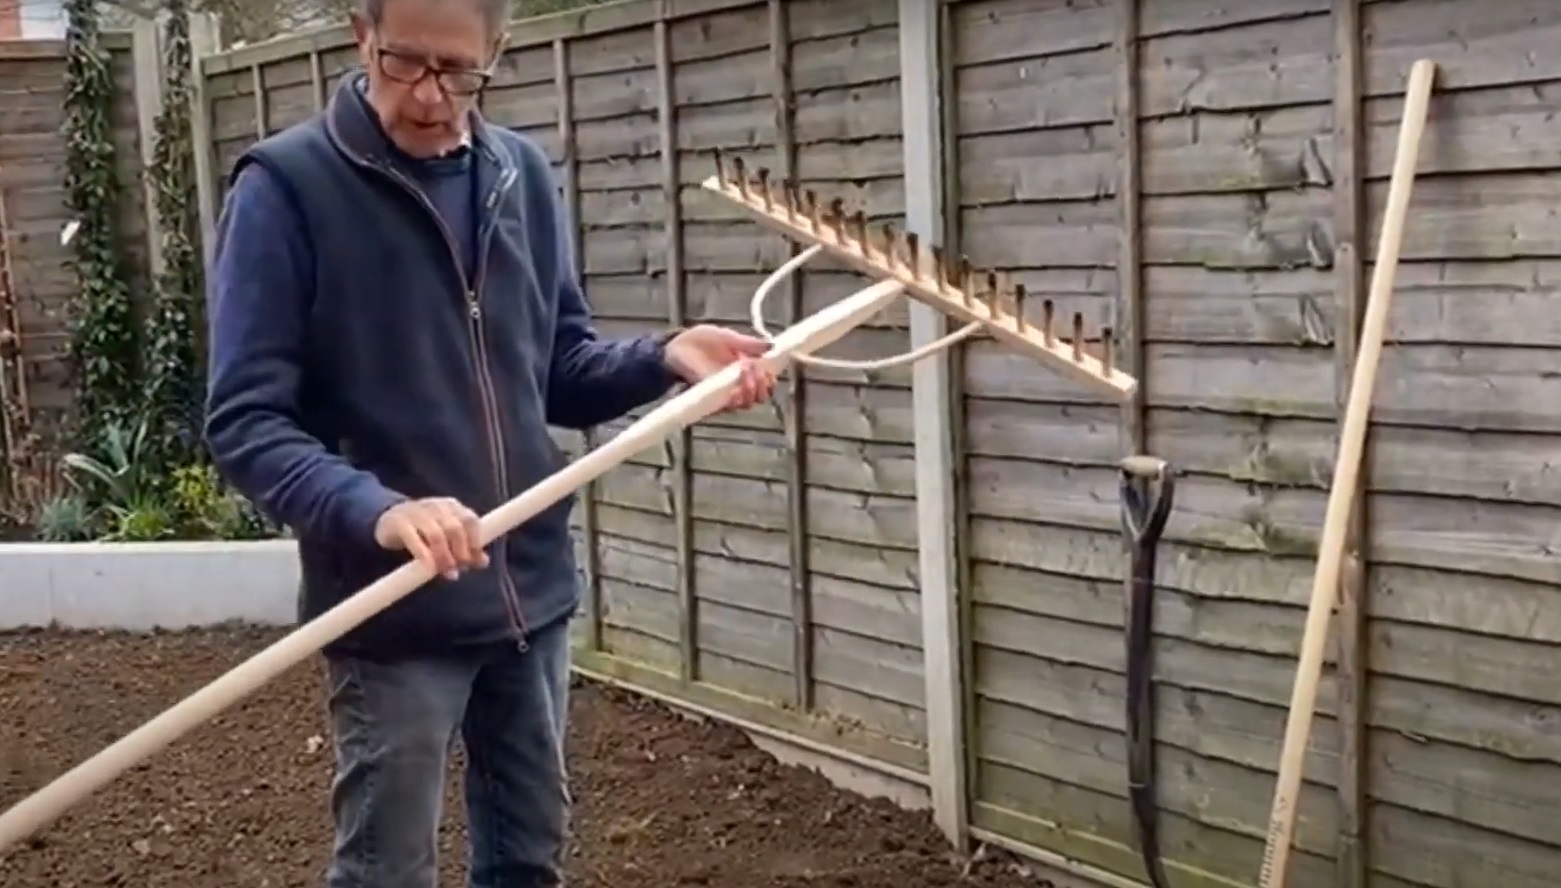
35, 494, 95, 542
59, 413, 175, 539
169, 462, 262, 539
103, 500, 177, 542
55, 410, 284, 543
60, 413, 157, 513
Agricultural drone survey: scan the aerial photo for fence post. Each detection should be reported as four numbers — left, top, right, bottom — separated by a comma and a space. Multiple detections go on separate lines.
552, 36, 601, 653
186, 12, 219, 271
767, 0, 814, 714
898, 0, 967, 852
131, 16, 166, 282
1330, 1, 1368, 885
651, 18, 699, 684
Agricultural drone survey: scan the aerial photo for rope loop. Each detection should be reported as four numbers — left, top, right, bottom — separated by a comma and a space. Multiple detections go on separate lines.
749, 244, 980, 371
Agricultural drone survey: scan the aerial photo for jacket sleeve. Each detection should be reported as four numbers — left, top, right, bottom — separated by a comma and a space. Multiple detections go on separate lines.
536, 151, 681, 430
202, 162, 406, 546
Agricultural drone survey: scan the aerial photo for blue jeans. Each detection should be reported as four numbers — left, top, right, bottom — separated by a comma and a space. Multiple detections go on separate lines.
320, 616, 572, 888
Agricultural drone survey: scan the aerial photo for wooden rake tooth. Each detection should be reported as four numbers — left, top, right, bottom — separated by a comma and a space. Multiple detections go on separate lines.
1013, 283, 1028, 333
731, 156, 749, 198
957, 256, 974, 307
712, 148, 727, 185
754, 167, 772, 210
929, 246, 948, 293
1041, 298, 1056, 346
879, 223, 899, 269
995, 276, 1021, 327
826, 198, 847, 243
905, 232, 921, 279
804, 189, 821, 231
782, 179, 802, 222
848, 210, 869, 254
1101, 326, 1115, 374
1071, 312, 1085, 361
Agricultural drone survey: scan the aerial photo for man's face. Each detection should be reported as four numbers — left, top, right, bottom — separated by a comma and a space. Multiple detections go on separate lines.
352, 0, 499, 159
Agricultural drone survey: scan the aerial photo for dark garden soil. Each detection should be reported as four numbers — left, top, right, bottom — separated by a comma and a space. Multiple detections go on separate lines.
0, 625, 1047, 887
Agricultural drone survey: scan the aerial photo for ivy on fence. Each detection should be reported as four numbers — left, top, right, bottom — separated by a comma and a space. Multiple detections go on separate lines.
62, 0, 141, 450
145, 0, 206, 468
40, 0, 280, 544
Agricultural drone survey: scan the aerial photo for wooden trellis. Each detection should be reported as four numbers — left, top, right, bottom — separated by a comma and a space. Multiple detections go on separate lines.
0, 167, 30, 506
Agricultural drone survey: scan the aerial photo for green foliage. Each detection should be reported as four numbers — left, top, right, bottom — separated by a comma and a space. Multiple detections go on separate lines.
52, 412, 282, 543
33, 0, 278, 546
169, 463, 278, 540
59, 413, 168, 539
36, 495, 96, 543
144, 0, 207, 469
62, 0, 142, 450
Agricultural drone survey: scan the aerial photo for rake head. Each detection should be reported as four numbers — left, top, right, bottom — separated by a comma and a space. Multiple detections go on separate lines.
700, 151, 1138, 402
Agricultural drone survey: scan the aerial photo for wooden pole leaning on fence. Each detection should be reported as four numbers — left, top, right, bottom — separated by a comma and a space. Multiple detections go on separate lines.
1257, 57, 1438, 888
0, 276, 906, 855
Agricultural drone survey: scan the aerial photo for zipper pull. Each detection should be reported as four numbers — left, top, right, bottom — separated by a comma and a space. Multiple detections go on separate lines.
468, 291, 480, 319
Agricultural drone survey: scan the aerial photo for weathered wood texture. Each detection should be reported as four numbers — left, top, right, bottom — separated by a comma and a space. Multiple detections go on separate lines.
0, 36, 150, 452
189, 0, 1561, 884
953, 0, 1561, 886
561, 0, 928, 763
202, 42, 354, 201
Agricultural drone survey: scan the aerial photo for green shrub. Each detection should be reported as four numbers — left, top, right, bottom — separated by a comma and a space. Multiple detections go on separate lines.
36, 494, 96, 542
54, 413, 282, 543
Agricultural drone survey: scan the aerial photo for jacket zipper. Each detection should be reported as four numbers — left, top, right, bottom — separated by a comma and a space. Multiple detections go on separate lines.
374, 160, 530, 651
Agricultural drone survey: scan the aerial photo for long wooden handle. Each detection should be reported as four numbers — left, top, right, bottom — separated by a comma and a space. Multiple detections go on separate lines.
0, 278, 905, 856
1257, 58, 1436, 888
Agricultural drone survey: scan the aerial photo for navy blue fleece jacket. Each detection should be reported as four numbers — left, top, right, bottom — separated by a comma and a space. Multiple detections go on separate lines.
203, 73, 679, 657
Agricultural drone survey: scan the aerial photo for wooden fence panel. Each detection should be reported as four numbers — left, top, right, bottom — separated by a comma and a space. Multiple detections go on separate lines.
182, 0, 1561, 884
205, 66, 258, 201
564, 0, 928, 767
0, 35, 148, 449
560, 16, 684, 678
781, 0, 925, 757
951, 0, 1342, 885
1350, 2, 1561, 887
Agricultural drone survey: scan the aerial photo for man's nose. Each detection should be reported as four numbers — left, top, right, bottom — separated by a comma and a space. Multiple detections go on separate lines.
411, 74, 443, 105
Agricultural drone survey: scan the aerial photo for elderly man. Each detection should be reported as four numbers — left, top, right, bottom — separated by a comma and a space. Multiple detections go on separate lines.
201, 0, 776, 883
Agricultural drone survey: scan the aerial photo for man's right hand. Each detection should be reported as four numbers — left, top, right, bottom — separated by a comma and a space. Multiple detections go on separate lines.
373, 498, 490, 581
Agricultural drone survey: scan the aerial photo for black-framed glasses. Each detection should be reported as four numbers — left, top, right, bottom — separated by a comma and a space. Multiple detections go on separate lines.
374, 46, 492, 97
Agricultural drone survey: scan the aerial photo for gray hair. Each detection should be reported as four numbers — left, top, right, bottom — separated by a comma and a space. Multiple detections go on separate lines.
359, 0, 512, 40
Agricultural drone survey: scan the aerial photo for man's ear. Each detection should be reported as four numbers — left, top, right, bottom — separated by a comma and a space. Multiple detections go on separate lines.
350, 12, 373, 63
486, 32, 509, 71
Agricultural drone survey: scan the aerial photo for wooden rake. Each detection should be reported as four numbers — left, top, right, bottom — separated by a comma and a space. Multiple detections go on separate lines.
701, 150, 1138, 404
0, 156, 1144, 859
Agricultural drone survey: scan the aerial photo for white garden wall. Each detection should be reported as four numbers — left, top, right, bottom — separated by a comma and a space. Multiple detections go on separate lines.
0, 541, 298, 630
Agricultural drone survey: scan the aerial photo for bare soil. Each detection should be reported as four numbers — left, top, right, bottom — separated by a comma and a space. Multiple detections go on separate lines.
0, 625, 1046, 887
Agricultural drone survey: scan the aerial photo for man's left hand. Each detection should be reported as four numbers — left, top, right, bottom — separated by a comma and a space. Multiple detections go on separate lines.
663, 325, 777, 413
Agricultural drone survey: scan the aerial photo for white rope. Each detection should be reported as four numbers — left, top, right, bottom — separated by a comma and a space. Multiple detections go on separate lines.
749, 245, 980, 371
